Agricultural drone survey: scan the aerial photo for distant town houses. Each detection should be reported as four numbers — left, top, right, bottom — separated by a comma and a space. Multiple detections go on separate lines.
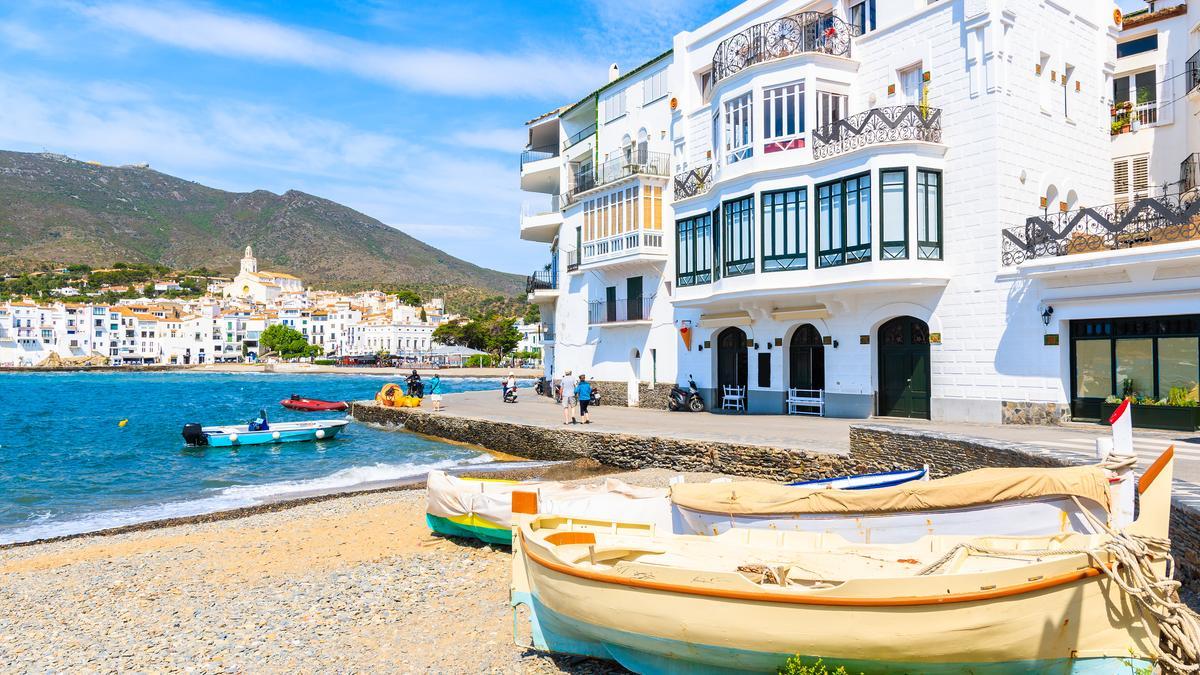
0, 246, 542, 368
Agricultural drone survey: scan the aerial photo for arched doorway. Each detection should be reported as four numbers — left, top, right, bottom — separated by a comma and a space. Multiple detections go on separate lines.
716, 327, 748, 396
877, 316, 931, 419
789, 324, 825, 391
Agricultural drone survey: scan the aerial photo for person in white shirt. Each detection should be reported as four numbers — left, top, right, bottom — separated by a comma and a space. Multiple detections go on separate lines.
560, 370, 577, 424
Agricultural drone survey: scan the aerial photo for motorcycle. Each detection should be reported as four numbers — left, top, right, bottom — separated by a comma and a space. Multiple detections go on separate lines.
668, 374, 705, 412
503, 384, 518, 404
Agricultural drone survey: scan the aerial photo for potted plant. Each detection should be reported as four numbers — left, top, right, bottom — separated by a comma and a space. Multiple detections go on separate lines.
1099, 387, 1200, 432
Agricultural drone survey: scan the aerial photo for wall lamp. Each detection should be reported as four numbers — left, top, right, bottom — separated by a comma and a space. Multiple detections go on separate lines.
1041, 305, 1054, 326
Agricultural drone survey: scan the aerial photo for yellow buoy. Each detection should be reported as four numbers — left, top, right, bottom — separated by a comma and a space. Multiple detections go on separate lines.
118, 419, 128, 427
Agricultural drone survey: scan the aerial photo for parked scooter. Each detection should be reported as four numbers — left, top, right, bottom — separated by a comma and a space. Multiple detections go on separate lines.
668, 375, 705, 412
503, 384, 518, 404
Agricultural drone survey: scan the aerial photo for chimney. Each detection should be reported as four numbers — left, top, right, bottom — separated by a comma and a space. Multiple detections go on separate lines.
609, 63, 620, 83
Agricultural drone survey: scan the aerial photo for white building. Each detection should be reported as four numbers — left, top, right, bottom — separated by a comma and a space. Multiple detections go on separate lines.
522, 0, 1155, 423
222, 245, 304, 302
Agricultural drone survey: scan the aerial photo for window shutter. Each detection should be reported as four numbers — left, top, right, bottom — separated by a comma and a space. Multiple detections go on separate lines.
1113, 158, 1130, 203
1132, 155, 1150, 197
1157, 62, 1174, 125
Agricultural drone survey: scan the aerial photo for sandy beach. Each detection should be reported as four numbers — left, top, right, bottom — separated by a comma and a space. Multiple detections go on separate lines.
0, 468, 726, 673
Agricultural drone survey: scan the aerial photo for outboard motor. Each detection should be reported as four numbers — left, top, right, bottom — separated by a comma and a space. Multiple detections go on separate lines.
182, 423, 208, 446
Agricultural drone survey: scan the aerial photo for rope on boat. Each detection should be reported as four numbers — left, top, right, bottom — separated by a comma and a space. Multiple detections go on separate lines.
914, 498, 1200, 673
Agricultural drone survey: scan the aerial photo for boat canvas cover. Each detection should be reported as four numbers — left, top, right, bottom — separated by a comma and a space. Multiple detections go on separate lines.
670, 466, 1112, 515
426, 471, 668, 528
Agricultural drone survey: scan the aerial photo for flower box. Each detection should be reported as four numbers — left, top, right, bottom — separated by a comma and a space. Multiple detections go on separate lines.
1099, 402, 1200, 432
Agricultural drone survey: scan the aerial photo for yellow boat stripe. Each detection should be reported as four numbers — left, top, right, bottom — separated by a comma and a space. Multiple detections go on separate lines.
444, 512, 508, 531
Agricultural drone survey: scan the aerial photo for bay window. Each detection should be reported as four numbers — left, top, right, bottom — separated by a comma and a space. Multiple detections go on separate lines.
721, 195, 755, 276
880, 169, 908, 260
763, 82, 805, 152
724, 92, 754, 163
916, 169, 942, 260
761, 188, 807, 271
817, 173, 871, 267
676, 213, 713, 287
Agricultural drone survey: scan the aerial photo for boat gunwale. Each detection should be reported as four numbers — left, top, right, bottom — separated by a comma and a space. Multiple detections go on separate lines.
517, 529, 1109, 607
201, 419, 350, 435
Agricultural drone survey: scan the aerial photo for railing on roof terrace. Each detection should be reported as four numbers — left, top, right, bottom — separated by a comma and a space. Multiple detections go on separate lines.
673, 164, 715, 200
563, 123, 597, 151
999, 193, 1200, 266
811, 106, 942, 160
711, 12, 858, 84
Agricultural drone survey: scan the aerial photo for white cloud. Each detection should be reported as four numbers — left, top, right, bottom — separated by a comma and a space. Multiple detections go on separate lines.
75, 2, 604, 100
581, 0, 739, 64
0, 21, 48, 52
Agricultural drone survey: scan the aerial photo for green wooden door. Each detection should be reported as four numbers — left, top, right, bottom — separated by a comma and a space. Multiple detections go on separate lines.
878, 316, 931, 419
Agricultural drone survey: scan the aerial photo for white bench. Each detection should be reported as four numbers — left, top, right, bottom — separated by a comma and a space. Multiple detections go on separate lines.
787, 388, 824, 416
721, 385, 746, 412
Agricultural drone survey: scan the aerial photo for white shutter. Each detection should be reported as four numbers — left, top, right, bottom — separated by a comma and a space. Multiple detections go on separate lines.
1113, 158, 1130, 203
1157, 62, 1173, 125
1132, 155, 1150, 198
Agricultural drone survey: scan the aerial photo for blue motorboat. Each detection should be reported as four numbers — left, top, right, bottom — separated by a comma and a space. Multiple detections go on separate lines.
788, 466, 928, 490
182, 417, 349, 447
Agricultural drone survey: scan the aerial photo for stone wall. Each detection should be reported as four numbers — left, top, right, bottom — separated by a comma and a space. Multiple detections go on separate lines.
561, 380, 674, 409
350, 403, 1199, 596
1001, 401, 1072, 426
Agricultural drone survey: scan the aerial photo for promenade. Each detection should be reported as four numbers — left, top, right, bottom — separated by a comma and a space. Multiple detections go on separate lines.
436, 389, 1200, 485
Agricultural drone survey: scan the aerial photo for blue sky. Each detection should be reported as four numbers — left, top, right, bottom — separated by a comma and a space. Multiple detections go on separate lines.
0, 0, 740, 275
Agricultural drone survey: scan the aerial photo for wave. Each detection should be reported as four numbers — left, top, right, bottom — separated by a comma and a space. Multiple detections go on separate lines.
0, 454, 494, 545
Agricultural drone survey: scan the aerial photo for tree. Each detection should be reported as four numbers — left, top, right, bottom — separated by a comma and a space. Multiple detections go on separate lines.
419, 307, 428, 322
260, 324, 322, 359
522, 303, 541, 324
481, 315, 521, 362
393, 289, 422, 306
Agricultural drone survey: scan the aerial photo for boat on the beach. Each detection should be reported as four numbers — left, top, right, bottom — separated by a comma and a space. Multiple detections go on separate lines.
280, 396, 349, 412
181, 419, 349, 447
511, 448, 1186, 674
425, 470, 669, 545
787, 465, 928, 489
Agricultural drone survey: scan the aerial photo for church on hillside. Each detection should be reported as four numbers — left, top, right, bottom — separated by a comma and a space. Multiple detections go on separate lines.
222, 246, 304, 303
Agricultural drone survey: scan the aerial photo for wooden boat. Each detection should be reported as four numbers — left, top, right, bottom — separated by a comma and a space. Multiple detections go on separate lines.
672, 463, 1135, 542
788, 466, 928, 489
280, 397, 349, 412
182, 419, 349, 447
425, 470, 669, 545
511, 448, 1178, 674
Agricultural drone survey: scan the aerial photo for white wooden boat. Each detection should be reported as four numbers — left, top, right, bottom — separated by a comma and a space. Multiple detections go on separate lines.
511, 448, 1181, 674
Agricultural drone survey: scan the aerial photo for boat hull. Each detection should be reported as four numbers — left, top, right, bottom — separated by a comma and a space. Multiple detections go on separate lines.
514, 589, 1150, 674
199, 420, 349, 447
425, 513, 511, 545
280, 398, 349, 412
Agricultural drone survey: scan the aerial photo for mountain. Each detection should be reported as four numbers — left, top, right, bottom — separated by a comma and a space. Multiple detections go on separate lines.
0, 150, 521, 297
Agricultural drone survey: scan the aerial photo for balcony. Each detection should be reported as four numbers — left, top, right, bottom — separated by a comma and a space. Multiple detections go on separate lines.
811, 106, 942, 160
520, 144, 560, 194
1188, 48, 1200, 95
565, 248, 581, 272
580, 229, 667, 269
562, 123, 596, 152
673, 164, 715, 201
1000, 194, 1200, 267
520, 197, 562, 243
526, 270, 559, 304
711, 11, 858, 85
588, 295, 655, 326
563, 168, 597, 205
564, 150, 669, 206
1110, 101, 1157, 136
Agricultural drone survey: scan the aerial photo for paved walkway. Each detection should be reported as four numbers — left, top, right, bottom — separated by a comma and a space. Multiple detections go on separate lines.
438, 388, 1200, 486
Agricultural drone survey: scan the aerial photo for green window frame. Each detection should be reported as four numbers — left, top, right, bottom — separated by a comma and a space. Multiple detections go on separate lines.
879, 168, 908, 260
816, 172, 872, 268
675, 213, 713, 287
761, 187, 807, 271
721, 194, 755, 277
916, 168, 943, 260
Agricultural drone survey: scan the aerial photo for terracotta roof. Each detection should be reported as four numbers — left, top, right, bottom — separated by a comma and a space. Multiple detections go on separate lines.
1122, 4, 1186, 29
263, 271, 300, 280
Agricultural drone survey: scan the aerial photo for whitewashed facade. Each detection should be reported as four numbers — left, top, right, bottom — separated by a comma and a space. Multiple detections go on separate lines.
521, 0, 1167, 423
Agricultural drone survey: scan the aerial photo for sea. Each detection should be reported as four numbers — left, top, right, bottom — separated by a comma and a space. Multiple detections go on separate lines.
0, 371, 514, 544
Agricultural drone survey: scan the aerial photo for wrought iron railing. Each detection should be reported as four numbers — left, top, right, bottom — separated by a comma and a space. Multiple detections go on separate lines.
566, 248, 580, 272
563, 169, 597, 205
587, 294, 655, 325
673, 164, 715, 200
1000, 193, 1200, 266
563, 123, 597, 151
520, 145, 558, 168
597, 150, 670, 184
712, 12, 858, 84
1182, 154, 1200, 193
811, 106, 942, 160
525, 270, 557, 294
1188, 48, 1200, 95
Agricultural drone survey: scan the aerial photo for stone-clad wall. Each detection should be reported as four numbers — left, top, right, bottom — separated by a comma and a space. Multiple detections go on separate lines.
350, 403, 1199, 596
562, 381, 674, 409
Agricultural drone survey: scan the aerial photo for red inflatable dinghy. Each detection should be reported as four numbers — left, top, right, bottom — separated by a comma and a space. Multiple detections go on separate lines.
280, 397, 349, 412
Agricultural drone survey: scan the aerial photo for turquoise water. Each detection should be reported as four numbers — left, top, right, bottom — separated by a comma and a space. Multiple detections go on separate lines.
0, 372, 512, 544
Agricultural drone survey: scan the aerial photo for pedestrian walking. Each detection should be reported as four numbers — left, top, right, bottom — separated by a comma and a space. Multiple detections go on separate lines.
561, 369, 577, 424
575, 374, 593, 425
428, 374, 444, 412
